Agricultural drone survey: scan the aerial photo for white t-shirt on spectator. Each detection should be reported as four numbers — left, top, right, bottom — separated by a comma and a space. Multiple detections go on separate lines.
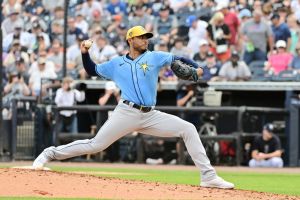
55, 88, 85, 117
187, 20, 208, 55
3, 31, 34, 52
29, 65, 57, 92
67, 44, 81, 62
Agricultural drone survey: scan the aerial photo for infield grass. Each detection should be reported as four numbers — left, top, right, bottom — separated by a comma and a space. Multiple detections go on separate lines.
50, 166, 300, 196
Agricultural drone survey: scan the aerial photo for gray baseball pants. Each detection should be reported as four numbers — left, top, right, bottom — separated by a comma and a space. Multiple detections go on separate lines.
49, 101, 217, 181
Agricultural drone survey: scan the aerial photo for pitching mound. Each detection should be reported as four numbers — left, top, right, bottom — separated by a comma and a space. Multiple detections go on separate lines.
0, 168, 297, 200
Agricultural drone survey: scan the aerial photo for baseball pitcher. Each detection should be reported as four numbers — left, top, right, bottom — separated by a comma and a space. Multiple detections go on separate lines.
33, 26, 234, 189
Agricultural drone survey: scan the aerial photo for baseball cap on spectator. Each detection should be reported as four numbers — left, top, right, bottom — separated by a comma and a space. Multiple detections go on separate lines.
239, 9, 251, 19
8, 9, 19, 16
263, 123, 274, 133
38, 57, 46, 65
276, 40, 286, 48
270, 13, 280, 20
15, 57, 24, 64
231, 50, 239, 58
118, 23, 127, 30
76, 34, 86, 41
186, 15, 197, 27
216, 2, 228, 10
126, 26, 153, 40
198, 39, 208, 47
160, 5, 169, 12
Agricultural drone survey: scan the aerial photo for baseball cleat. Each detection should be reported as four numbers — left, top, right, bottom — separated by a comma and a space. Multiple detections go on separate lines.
200, 176, 234, 189
32, 146, 55, 170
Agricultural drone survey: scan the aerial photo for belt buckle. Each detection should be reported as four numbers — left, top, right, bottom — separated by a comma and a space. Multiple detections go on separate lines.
140, 105, 144, 111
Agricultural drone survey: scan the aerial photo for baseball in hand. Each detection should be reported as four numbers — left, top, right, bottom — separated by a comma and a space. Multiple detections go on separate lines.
83, 39, 93, 48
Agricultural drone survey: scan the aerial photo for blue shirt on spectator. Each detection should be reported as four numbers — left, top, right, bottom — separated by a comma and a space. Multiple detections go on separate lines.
272, 23, 291, 43
107, 1, 128, 15
289, 55, 300, 69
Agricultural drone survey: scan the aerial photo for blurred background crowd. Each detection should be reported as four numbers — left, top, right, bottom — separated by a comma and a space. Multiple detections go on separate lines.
2, 0, 300, 99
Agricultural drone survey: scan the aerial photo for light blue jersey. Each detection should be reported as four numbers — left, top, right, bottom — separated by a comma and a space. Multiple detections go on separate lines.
95, 51, 174, 106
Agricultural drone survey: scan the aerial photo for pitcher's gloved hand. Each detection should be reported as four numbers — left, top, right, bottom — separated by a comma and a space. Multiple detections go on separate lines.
171, 60, 198, 82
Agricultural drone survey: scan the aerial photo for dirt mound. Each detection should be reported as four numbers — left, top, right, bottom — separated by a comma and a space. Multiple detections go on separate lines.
0, 168, 298, 200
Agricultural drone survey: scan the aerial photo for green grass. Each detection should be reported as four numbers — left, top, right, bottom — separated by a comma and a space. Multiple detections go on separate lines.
51, 166, 300, 196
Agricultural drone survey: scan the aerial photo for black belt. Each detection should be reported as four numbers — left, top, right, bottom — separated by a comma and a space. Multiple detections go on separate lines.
122, 100, 153, 113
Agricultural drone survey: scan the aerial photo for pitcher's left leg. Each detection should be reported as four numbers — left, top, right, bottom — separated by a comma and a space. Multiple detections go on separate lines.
140, 110, 216, 181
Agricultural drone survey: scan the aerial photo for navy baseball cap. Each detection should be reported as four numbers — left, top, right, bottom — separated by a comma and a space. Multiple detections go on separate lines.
263, 123, 274, 132
271, 13, 280, 20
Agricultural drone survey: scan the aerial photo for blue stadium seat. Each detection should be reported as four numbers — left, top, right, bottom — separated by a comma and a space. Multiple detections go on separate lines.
272, 70, 298, 82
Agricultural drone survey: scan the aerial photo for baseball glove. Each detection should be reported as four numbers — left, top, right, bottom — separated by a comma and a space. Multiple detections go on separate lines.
171, 60, 198, 82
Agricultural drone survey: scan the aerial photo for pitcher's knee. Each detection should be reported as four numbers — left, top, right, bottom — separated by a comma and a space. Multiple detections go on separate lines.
270, 157, 283, 168
182, 122, 197, 134
89, 138, 110, 153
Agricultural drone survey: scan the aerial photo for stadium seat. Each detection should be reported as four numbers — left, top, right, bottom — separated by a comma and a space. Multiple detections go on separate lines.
272, 70, 298, 82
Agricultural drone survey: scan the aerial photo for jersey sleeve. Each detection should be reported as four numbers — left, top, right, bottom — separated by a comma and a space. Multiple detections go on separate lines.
154, 51, 174, 68
95, 60, 115, 80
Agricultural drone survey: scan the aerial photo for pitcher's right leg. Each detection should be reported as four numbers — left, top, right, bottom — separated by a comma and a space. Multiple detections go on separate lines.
33, 104, 140, 169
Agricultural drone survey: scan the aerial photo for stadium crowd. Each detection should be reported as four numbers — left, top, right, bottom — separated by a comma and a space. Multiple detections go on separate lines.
2, 0, 300, 100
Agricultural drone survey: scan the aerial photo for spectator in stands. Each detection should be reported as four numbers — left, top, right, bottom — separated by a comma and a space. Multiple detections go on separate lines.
75, 12, 89, 34
128, 4, 153, 32
176, 80, 202, 130
50, 21, 64, 44
80, 0, 103, 24
216, 50, 251, 81
3, 23, 33, 53
1, 9, 23, 37
153, 5, 178, 45
271, 12, 292, 50
14, 58, 30, 84
264, 40, 293, 75
50, 6, 64, 28
287, 14, 300, 54
106, 0, 127, 16
31, 21, 51, 52
186, 15, 208, 55
29, 57, 57, 97
3, 39, 30, 70
193, 39, 209, 68
24, 0, 44, 17
2, 0, 22, 16
55, 76, 85, 135
289, 43, 300, 72
249, 123, 283, 168
206, 12, 231, 63
202, 51, 222, 81
196, 0, 214, 22
169, 0, 191, 12
241, 10, 274, 65
67, 17, 85, 47
3, 72, 31, 108
216, 2, 240, 48
67, 34, 86, 79
47, 40, 63, 78
90, 35, 118, 63
170, 38, 192, 58
42, 0, 64, 13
